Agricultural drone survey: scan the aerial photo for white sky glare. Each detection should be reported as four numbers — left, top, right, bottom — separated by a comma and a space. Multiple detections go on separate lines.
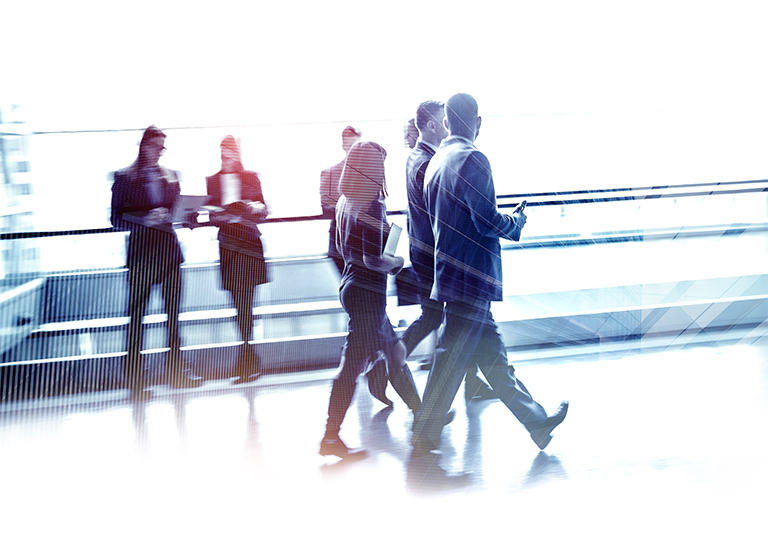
3, 0, 768, 228
5, 0, 766, 127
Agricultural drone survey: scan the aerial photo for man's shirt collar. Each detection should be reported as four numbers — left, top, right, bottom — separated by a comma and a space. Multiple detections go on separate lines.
418, 139, 439, 153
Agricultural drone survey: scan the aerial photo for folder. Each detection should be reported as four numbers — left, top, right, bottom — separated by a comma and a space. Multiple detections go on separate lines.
384, 224, 401, 256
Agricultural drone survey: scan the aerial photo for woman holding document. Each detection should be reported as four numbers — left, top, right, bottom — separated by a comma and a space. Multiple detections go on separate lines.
319, 141, 422, 459
206, 136, 269, 384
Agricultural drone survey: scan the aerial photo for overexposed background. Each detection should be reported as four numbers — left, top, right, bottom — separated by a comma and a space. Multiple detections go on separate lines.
3, 0, 767, 229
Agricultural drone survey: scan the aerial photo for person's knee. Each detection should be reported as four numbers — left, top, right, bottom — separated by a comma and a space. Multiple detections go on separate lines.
336, 353, 368, 384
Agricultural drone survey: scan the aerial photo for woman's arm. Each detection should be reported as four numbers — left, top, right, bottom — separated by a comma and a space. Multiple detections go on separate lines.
242, 171, 268, 220
363, 252, 403, 275
358, 207, 404, 274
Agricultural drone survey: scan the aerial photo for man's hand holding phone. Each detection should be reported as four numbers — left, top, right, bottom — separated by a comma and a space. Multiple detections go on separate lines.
509, 200, 527, 241
514, 200, 527, 227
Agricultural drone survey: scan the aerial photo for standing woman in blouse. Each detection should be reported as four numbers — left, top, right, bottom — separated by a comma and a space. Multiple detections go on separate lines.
319, 141, 422, 459
206, 136, 269, 384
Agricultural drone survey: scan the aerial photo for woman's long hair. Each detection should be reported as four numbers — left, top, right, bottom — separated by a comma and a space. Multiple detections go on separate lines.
339, 141, 387, 204
220, 135, 245, 173
135, 125, 166, 170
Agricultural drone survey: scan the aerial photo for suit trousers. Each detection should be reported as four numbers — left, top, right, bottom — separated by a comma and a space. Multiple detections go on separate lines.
398, 275, 488, 390
125, 262, 182, 391
401, 294, 442, 356
411, 300, 547, 452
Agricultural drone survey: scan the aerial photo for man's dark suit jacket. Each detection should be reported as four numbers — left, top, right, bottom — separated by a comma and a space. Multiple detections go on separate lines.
424, 135, 523, 303
405, 140, 437, 286
319, 159, 345, 216
111, 164, 184, 270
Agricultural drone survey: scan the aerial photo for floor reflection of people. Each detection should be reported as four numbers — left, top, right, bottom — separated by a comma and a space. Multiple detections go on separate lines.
172, 392, 188, 449
411, 94, 569, 481
111, 125, 203, 401
319, 141, 422, 460
243, 386, 260, 457
522, 452, 568, 489
463, 399, 494, 477
206, 136, 269, 384
131, 400, 149, 451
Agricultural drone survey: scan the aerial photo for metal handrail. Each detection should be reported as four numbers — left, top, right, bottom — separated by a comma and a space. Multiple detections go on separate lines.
3, 178, 766, 241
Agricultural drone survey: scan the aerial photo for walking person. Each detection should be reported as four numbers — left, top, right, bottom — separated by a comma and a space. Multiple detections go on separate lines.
367, 100, 495, 406
411, 94, 568, 479
319, 141, 422, 459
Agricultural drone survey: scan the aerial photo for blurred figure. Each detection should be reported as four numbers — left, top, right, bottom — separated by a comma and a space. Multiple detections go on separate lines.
368, 100, 496, 405
404, 118, 418, 149
206, 136, 269, 384
319, 125, 361, 275
319, 141, 422, 459
111, 125, 203, 401
411, 94, 568, 477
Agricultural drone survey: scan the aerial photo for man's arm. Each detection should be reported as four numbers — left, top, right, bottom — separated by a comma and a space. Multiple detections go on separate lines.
111, 169, 173, 230
110, 171, 135, 231
463, 151, 525, 241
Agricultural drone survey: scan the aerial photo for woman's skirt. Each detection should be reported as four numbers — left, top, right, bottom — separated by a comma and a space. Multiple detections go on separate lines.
219, 239, 267, 293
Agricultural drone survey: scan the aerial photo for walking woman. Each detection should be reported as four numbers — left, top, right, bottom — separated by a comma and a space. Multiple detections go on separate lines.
319, 141, 422, 459
206, 136, 269, 384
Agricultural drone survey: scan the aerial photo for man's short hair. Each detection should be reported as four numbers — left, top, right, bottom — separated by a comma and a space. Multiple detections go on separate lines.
415, 100, 445, 132
445, 93, 478, 138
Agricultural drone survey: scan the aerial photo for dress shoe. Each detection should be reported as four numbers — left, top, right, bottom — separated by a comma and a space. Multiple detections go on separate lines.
366, 360, 393, 408
169, 371, 204, 389
232, 349, 262, 385
319, 435, 368, 460
129, 388, 153, 402
237, 347, 261, 371
529, 400, 569, 450
167, 357, 204, 389
233, 371, 261, 385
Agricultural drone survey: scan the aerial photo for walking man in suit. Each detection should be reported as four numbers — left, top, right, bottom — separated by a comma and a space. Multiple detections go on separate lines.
111, 125, 203, 401
410, 94, 568, 478
367, 100, 496, 405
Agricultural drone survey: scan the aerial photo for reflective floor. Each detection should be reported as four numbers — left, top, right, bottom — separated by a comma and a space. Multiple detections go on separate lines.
2, 328, 767, 551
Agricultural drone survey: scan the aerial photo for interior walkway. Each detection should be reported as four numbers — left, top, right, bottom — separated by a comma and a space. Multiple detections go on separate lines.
1, 327, 767, 551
